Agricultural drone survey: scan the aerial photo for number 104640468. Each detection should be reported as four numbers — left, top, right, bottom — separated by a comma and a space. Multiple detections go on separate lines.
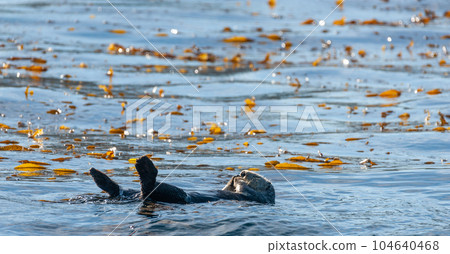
373, 240, 439, 251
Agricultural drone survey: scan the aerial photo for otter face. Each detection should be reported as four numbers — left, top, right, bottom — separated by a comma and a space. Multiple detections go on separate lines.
238, 170, 273, 193
223, 170, 275, 203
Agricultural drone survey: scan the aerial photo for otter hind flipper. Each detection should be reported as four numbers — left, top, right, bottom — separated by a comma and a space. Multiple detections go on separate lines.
135, 156, 158, 199
90, 168, 120, 197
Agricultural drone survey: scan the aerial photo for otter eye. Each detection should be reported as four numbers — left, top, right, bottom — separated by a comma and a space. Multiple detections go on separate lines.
240, 171, 246, 177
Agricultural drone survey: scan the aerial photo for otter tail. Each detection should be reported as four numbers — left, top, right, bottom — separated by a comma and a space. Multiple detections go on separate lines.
90, 168, 121, 197
135, 156, 158, 199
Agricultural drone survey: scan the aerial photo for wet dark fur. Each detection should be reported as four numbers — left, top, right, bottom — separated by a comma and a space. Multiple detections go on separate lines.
90, 156, 275, 204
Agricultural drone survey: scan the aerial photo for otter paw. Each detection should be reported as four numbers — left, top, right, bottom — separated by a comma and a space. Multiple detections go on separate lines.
135, 156, 158, 177
135, 156, 158, 198
90, 168, 120, 197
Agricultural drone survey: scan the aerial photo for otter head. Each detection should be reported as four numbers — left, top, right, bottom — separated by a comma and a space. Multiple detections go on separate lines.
223, 170, 275, 204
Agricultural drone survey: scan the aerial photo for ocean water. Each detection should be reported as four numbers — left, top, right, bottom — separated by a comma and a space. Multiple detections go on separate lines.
0, 0, 449, 235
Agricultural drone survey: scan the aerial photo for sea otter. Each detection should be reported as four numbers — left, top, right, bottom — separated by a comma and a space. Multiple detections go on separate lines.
90, 156, 275, 204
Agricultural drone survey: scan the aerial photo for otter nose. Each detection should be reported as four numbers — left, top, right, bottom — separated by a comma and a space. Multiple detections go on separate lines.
240, 171, 246, 177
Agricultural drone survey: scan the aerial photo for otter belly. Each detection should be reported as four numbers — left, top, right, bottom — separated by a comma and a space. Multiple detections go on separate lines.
185, 190, 250, 203
186, 192, 221, 203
